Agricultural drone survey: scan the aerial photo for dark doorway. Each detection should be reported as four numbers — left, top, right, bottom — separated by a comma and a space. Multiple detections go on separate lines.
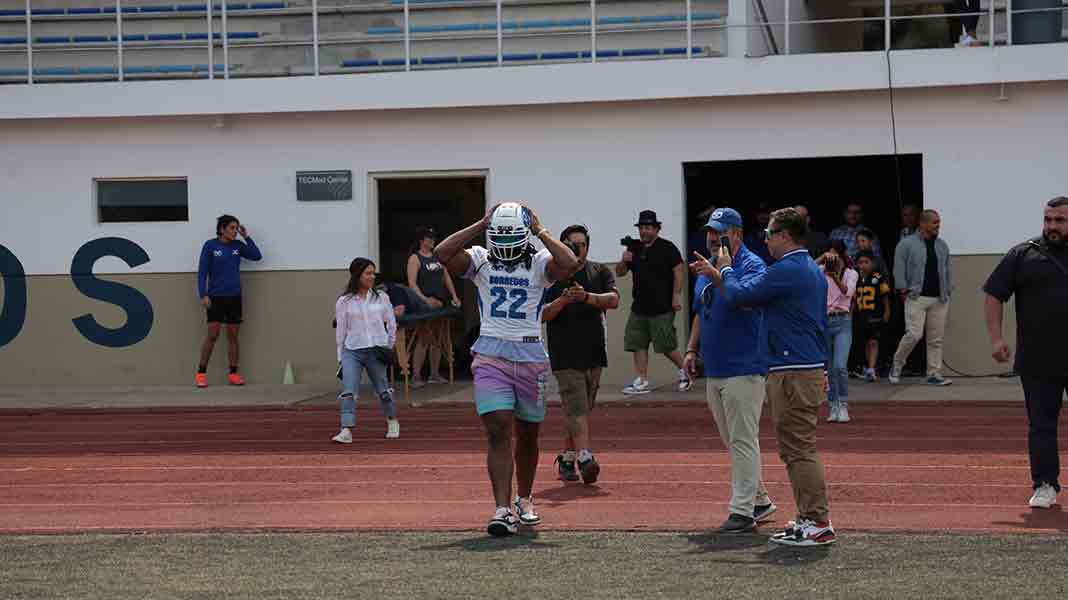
684, 154, 926, 376
377, 175, 486, 378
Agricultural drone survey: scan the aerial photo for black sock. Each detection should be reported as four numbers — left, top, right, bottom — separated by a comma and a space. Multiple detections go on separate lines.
229, 366, 238, 375
197, 365, 207, 374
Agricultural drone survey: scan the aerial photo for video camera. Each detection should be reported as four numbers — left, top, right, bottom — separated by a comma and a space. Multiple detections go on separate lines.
620, 236, 644, 254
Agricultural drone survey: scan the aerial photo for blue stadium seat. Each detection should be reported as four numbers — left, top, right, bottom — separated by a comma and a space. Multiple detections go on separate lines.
420, 55, 459, 64
31, 8, 66, 16
541, 50, 581, 60
37, 36, 72, 44
0, 37, 27, 44
663, 46, 705, 55
599, 16, 637, 25
639, 15, 682, 23
122, 34, 148, 42
68, 7, 102, 14
157, 64, 195, 73
621, 47, 660, 57
461, 55, 497, 63
367, 26, 402, 35
148, 33, 185, 41
251, 2, 286, 8
523, 19, 557, 29
0, 68, 29, 76
558, 18, 591, 27
74, 35, 110, 43
381, 58, 406, 66
0, 10, 27, 16
440, 23, 480, 32
35, 67, 78, 75
693, 12, 722, 20
124, 66, 158, 74
342, 59, 380, 68
140, 5, 177, 13
79, 65, 118, 74
503, 52, 538, 61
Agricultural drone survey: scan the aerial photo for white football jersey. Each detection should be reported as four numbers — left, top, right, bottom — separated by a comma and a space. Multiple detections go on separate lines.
464, 246, 553, 343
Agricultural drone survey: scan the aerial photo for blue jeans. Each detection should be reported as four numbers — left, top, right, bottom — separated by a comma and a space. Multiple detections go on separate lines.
339, 347, 396, 427
826, 314, 852, 409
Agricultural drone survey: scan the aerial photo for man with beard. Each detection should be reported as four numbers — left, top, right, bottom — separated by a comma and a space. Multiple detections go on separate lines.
889, 210, 953, 386
983, 197, 1068, 509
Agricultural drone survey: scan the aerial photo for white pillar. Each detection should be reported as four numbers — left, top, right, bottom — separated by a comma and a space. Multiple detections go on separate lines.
726, 0, 748, 58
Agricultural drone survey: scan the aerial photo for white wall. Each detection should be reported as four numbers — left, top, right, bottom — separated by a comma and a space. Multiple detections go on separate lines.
2, 80, 1067, 278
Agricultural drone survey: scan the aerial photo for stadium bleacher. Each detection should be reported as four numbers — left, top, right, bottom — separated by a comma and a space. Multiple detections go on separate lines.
0, 0, 728, 83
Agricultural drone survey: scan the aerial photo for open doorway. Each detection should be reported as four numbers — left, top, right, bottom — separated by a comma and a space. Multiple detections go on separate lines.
684, 154, 926, 376
375, 173, 487, 378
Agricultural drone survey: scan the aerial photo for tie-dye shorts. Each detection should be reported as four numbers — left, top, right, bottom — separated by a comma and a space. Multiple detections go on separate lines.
471, 354, 549, 423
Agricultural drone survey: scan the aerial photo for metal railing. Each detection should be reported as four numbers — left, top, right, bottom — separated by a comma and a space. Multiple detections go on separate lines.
0, 0, 1064, 84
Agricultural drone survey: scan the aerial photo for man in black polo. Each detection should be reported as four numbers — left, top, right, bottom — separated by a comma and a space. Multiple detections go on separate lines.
984, 196, 1068, 510
616, 210, 690, 395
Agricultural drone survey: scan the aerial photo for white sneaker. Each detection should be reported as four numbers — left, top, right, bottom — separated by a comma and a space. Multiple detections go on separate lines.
385, 419, 400, 439
487, 507, 519, 537
513, 495, 541, 526
838, 405, 851, 423
622, 377, 651, 395
864, 369, 877, 383
888, 369, 901, 385
955, 33, 981, 47
1029, 483, 1058, 509
677, 369, 693, 392
827, 405, 840, 423
331, 427, 352, 444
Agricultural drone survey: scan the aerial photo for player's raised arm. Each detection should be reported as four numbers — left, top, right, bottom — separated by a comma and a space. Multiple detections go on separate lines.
435, 205, 497, 276
525, 207, 579, 281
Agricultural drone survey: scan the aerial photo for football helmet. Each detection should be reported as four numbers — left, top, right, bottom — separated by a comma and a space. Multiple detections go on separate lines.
487, 202, 532, 265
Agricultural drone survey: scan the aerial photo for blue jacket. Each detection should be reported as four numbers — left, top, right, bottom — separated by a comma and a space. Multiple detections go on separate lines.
693, 244, 768, 378
721, 247, 828, 372
197, 237, 262, 297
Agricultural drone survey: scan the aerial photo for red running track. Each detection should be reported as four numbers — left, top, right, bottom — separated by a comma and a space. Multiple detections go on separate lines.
1, 401, 1067, 535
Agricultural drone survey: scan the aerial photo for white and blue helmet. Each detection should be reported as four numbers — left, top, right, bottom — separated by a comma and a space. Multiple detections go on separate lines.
487, 202, 532, 265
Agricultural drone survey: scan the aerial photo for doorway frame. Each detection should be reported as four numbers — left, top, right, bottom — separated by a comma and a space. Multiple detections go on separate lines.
367, 169, 491, 264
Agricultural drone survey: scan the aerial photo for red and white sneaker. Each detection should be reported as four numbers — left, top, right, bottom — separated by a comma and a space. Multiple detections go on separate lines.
195, 373, 208, 388
228, 373, 246, 386
770, 518, 837, 546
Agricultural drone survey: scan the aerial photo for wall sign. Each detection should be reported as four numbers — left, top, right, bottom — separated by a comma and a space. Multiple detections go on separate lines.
296, 170, 352, 201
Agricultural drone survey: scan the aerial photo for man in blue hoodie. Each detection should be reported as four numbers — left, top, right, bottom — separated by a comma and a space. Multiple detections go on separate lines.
685, 208, 777, 534
702, 207, 836, 547
195, 215, 263, 388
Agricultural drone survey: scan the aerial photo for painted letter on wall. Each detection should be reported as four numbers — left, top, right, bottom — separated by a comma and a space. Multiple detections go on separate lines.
70, 238, 154, 348
0, 244, 28, 348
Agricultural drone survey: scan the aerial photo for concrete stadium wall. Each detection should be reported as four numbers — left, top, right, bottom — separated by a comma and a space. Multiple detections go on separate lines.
1, 81, 1064, 385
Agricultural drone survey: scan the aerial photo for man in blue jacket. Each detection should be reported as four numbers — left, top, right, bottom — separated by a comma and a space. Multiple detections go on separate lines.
195, 215, 263, 388
685, 208, 777, 533
701, 207, 836, 547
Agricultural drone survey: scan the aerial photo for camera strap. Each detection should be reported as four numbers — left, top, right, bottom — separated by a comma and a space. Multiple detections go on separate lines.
1026, 239, 1068, 279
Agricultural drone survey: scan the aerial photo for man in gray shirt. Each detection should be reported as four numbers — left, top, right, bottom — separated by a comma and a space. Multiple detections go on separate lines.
889, 210, 953, 386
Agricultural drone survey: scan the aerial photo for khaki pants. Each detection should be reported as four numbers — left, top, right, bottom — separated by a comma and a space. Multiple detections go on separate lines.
767, 369, 830, 523
892, 296, 950, 378
706, 375, 772, 517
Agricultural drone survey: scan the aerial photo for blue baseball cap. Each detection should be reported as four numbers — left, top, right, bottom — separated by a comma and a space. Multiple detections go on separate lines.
704, 208, 743, 233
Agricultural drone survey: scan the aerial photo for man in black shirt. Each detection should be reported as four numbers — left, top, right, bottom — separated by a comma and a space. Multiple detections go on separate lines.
615, 210, 690, 395
984, 196, 1068, 510
543, 225, 620, 484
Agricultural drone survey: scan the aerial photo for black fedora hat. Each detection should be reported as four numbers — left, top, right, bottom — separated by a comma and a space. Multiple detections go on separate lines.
635, 210, 662, 227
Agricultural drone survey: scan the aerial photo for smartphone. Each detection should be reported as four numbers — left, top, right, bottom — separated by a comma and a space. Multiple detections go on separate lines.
719, 235, 731, 260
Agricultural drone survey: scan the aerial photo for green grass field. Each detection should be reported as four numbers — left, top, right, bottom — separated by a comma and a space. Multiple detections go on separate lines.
2, 531, 1064, 599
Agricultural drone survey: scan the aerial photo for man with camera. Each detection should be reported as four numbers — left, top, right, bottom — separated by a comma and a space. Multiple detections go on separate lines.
616, 210, 691, 395
543, 225, 620, 484
686, 208, 777, 533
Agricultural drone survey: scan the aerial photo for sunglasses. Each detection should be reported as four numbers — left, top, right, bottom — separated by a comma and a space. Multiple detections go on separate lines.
764, 227, 782, 241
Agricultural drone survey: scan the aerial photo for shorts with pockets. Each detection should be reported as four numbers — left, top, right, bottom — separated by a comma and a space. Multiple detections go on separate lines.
623, 311, 677, 354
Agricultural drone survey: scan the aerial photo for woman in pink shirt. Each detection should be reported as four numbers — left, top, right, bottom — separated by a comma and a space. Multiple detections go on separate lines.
817, 240, 858, 423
